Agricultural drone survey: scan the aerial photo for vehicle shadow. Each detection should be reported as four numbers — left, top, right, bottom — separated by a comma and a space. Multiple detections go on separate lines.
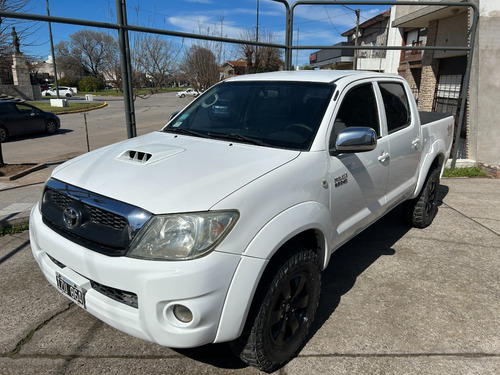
3, 128, 73, 143
173, 185, 450, 370
310, 182, 449, 336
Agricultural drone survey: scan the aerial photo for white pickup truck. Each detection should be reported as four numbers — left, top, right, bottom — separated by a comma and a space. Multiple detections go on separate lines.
30, 71, 454, 372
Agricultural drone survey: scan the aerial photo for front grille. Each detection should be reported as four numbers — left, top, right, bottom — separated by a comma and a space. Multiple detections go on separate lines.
46, 189, 128, 231
91, 280, 138, 308
40, 178, 152, 256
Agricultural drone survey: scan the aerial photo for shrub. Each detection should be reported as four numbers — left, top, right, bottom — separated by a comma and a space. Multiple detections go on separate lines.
58, 77, 78, 87
79, 76, 105, 92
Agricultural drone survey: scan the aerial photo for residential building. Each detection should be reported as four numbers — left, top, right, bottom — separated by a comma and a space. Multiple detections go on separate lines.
220, 58, 247, 80
309, 8, 402, 73
393, 0, 499, 176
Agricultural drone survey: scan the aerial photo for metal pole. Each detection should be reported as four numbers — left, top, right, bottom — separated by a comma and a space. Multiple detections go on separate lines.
115, 0, 136, 138
46, 0, 59, 99
451, 5, 479, 169
353, 9, 360, 70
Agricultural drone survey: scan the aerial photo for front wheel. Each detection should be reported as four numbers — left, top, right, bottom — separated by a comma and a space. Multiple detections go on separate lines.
0, 126, 7, 142
232, 248, 321, 372
405, 167, 440, 228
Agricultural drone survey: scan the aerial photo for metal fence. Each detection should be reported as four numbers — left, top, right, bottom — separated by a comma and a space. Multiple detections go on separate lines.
0, 0, 478, 168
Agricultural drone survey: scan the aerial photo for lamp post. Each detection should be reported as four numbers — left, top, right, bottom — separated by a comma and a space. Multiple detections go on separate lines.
46, 0, 60, 99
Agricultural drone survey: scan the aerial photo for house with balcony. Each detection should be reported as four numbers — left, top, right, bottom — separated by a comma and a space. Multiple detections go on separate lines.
309, 8, 401, 73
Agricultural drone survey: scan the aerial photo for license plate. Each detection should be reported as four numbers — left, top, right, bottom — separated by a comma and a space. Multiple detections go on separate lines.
56, 272, 86, 308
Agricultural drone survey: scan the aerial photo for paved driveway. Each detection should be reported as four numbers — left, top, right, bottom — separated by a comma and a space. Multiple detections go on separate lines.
0, 178, 499, 374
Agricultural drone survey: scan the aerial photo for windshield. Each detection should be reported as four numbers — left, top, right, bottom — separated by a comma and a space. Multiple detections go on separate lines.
164, 80, 335, 151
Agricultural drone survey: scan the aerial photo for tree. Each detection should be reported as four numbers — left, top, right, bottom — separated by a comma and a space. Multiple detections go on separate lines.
131, 34, 181, 98
181, 45, 220, 91
0, 0, 37, 57
238, 29, 283, 74
55, 30, 118, 79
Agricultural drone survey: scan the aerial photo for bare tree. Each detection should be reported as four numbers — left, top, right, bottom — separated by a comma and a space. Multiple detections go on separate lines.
55, 30, 118, 79
238, 28, 283, 74
131, 34, 181, 99
0, 0, 38, 57
182, 45, 220, 91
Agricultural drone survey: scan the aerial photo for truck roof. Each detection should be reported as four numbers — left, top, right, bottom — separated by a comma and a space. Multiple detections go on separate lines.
225, 70, 398, 84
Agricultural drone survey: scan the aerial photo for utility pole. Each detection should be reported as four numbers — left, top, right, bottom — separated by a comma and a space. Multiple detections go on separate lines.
295, 27, 299, 69
256, 0, 259, 68
46, 0, 59, 99
353, 8, 360, 70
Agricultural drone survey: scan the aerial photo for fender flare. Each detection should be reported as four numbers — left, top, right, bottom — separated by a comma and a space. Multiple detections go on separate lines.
214, 201, 332, 343
412, 139, 446, 198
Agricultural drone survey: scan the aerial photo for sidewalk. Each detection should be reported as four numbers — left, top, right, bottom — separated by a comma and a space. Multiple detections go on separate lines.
0, 177, 499, 374
0, 165, 55, 230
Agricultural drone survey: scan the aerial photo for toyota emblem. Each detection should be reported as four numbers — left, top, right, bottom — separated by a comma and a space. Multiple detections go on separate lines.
63, 206, 81, 229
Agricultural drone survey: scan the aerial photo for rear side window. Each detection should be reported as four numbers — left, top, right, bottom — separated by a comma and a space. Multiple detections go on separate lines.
379, 82, 411, 134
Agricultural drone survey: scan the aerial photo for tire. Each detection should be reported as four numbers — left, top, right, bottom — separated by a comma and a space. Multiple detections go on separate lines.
180, 94, 185, 98
232, 248, 321, 372
405, 167, 440, 228
46, 120, 58, 134
0, 126, 7, 142
65, 93, 71, 98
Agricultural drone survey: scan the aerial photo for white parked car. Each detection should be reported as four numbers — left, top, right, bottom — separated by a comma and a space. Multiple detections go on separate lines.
177, 88, 199, 98
42, 86, 74, 97
30, 70, 454, 372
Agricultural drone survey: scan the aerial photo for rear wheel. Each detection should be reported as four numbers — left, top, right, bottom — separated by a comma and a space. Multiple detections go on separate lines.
405, 167, 440, 228
232, 248, 321, 372
46, 120, 58, 134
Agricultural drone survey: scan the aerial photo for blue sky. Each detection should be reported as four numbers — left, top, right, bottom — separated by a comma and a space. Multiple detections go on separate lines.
22, 0, 389, 67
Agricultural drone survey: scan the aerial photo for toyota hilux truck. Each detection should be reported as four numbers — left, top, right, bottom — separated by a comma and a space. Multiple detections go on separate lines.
30, 70, 454, 372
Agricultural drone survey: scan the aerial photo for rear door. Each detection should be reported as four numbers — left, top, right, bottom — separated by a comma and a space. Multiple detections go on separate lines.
376, 81, 421, 205
328, 81, 390, 246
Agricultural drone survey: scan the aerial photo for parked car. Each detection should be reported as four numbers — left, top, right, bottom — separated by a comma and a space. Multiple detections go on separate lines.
42, 86, 74, 97
0, 101, 60, 142
177, 88, 199, 98
30, 71, 454, 372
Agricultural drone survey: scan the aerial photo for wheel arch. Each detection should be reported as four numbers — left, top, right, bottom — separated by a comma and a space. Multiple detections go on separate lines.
214, 202, 331, 343
412, 141, 447, 199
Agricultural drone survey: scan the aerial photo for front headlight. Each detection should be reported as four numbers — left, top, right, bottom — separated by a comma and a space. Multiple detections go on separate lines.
127, 211, 239, 261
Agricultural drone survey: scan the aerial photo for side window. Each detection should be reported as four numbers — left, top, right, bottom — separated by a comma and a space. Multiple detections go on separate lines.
379, 82, 411, 134
330, 83, 380, 149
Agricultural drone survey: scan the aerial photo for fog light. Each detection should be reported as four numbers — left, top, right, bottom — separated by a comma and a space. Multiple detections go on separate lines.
173, 304, 193, 323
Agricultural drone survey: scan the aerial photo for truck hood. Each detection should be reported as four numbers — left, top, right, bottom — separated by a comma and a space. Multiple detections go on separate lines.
51, 132, 300, 214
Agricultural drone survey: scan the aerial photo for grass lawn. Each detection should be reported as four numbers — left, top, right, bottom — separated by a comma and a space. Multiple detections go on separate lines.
28, 101, 104, 114
443, 166, 488, 178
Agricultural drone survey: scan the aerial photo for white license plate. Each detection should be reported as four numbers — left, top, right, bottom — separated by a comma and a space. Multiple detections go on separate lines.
56, 272, 86, 309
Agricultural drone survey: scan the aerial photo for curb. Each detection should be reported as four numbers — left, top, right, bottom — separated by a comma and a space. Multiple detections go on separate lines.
0, 163, 47, 181
0, 215, 29, 231
58, 101, 108, 115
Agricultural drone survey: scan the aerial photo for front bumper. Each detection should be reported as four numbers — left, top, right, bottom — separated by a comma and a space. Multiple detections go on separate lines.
29, 204, 241, 348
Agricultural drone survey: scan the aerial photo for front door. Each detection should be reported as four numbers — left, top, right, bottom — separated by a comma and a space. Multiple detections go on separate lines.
328, 81, 389, 247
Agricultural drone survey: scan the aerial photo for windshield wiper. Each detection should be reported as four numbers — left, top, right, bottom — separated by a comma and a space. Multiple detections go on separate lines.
164, 127, 210, 139
208, 132, 268, 146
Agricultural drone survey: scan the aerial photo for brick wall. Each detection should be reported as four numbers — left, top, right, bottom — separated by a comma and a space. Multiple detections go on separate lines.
418, 20, 439, 111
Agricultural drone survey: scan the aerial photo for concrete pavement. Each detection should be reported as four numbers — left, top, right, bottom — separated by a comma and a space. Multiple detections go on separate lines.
0, 171, 499, 374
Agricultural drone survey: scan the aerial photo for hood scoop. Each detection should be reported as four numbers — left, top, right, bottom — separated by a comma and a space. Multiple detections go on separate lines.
116, 144, 185, 165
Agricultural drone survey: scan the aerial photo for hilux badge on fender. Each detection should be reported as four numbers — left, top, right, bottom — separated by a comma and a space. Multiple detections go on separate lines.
63, 206, 81, 229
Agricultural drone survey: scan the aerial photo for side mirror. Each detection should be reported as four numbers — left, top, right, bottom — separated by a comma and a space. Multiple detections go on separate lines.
168, 110, 181, 122
330, 127, 377, 155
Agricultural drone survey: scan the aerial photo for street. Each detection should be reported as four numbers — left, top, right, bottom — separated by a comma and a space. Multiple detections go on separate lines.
0, 178, 499, 374
2, 93, 192, 164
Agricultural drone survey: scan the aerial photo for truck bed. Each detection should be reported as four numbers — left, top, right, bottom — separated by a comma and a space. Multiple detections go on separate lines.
419, 111, 454, 126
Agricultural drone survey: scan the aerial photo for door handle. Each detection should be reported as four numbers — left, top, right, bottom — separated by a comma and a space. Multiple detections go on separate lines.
412, 138, 420, 149
378, 152, 390, 163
